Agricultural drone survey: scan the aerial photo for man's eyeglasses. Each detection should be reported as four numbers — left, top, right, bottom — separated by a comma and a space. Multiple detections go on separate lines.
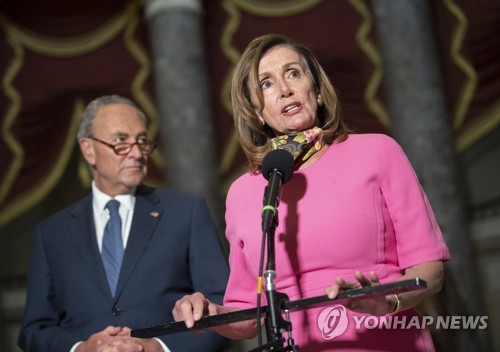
89, 136, 157, 156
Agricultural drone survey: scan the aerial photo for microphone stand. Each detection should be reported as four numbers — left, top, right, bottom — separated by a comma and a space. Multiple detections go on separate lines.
250, 211, 299, 352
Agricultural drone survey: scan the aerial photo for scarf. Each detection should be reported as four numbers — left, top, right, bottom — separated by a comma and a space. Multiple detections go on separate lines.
271, 127, 323, 166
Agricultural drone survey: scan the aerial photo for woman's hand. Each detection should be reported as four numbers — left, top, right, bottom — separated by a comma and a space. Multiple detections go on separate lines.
325, 271, 397, 316
324, 262, 444, 316
173, 293, 260, 339
172, 292, 219, 329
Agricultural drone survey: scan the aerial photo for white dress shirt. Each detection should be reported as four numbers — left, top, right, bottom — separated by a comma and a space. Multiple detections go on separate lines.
70, 182, 170, 352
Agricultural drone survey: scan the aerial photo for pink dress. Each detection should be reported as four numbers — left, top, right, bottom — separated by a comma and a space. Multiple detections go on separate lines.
224, 134, 450, 351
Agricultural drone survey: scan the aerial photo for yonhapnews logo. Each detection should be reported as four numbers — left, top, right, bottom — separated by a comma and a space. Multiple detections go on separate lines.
317, 305, 488, 340
317, 305, 349, 339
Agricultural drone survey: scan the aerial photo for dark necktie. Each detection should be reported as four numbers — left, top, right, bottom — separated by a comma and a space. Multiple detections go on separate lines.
102, 199, 123, 297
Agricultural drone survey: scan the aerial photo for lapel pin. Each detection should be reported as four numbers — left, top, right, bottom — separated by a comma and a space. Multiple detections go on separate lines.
150, 211, 159, 218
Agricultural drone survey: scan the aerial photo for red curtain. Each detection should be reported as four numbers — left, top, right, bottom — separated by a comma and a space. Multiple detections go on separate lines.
1, 0, 499, 228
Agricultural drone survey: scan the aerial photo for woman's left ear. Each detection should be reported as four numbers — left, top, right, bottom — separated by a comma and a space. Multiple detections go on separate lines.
255, 108, 266, 126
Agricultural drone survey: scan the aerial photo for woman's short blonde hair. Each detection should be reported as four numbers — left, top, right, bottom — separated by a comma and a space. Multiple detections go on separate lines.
231, 34, 349, 172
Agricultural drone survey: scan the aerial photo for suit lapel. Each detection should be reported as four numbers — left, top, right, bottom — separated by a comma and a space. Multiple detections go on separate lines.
69, 196, 112, 299
114, 187, 161, 299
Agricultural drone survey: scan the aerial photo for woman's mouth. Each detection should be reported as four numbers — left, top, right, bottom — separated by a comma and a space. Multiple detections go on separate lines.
282, 103, 301, 114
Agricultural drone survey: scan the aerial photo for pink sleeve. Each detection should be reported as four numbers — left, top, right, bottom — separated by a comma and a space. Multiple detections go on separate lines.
378, 136, 450, 269
223, 235, 262, 308
223, 184, 264, 308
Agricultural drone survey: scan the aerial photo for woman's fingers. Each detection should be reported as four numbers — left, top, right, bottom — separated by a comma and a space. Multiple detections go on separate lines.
172, 293, 207, 328
354, 271, 380, 287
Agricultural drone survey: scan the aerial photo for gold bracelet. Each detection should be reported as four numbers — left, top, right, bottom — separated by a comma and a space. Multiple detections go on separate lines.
391, 294, 402, 314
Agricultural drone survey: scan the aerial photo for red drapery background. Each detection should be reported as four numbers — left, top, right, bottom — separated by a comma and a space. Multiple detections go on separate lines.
1, 0, 499, 227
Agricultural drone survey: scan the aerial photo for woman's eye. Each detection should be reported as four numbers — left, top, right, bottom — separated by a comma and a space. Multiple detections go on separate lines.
288, 69, 301, 79
261, 80, 271, 89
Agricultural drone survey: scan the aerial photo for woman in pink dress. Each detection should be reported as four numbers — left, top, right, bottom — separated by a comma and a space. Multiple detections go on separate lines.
173, 34, 450, 351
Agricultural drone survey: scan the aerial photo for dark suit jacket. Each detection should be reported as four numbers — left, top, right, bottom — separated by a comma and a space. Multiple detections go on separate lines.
18, 185, 230, 352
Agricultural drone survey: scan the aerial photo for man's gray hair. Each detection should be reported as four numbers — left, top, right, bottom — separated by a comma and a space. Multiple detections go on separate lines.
77, 95, 147, 140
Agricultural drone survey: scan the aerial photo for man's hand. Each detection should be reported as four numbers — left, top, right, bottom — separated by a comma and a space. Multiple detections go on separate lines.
76, 326, 163, 352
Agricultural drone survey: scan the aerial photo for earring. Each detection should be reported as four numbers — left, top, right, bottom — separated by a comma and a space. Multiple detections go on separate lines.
317, 94, 323, 106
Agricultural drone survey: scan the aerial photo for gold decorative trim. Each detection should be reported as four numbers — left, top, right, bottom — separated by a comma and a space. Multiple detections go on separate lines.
456, 99, 500, 153
0, 100, 83, 227
0, 29, 24, 208
78, 154, 92, 190
0, 1, 136, 57
348, 0, 391, 130
443, 0, 478, 131
122, 4, 166, 172
219, 0, 244, 176
0, 0, 162, 226
219, 130, 242, 177
441, 0, 499, 153
231, 0, 324, 17
220, 0, 241, 114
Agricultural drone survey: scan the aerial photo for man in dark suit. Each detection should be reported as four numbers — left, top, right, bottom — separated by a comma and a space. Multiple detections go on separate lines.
18, 95, 230, 352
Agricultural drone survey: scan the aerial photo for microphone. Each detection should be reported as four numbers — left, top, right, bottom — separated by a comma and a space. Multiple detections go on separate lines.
261, 149, 295, 232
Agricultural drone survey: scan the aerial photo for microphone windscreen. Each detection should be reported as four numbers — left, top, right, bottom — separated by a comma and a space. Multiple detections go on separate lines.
261, 149, 295, 184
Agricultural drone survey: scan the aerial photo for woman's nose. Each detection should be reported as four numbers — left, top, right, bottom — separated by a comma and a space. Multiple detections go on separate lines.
279, 81, 293, 98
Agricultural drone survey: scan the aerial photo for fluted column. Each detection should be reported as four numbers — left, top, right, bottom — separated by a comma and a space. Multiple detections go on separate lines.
370, 1, 490, 351
144, 0, 225, 240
